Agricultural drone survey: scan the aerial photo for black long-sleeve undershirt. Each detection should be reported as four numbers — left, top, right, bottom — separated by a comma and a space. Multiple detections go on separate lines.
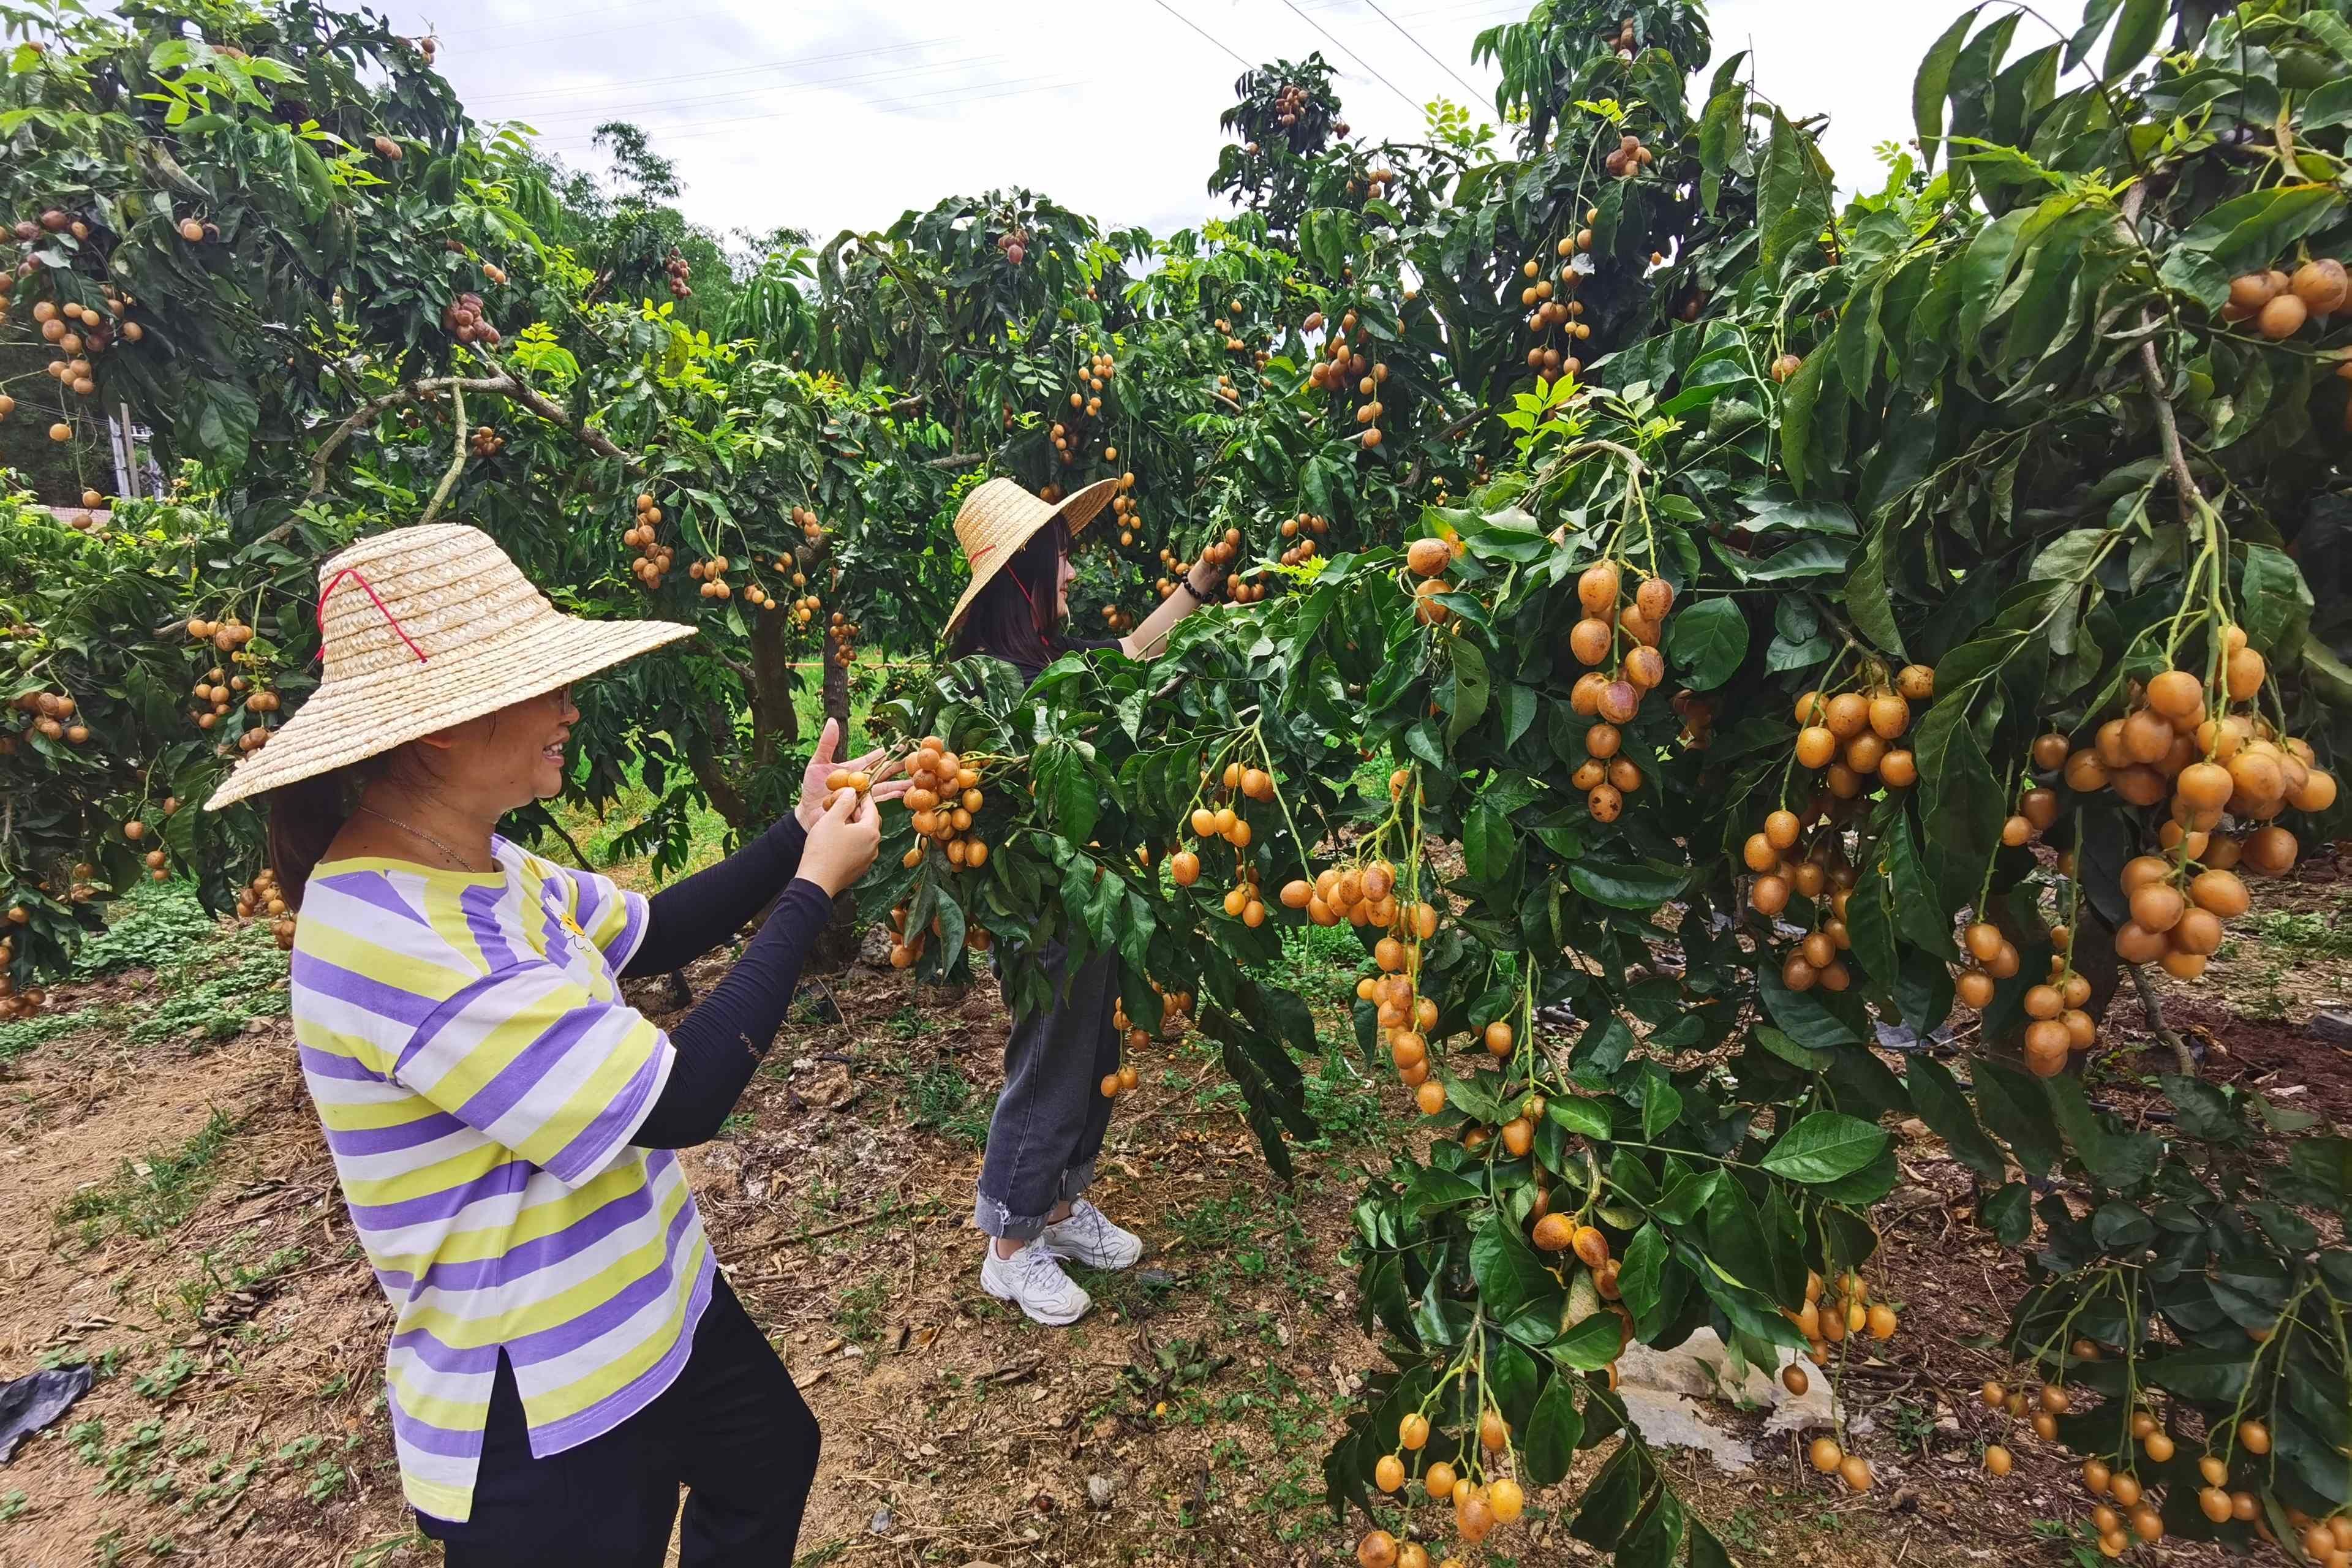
632, 875, 834, 1148
622, 813, 831, 1150
621, 815, 811, 981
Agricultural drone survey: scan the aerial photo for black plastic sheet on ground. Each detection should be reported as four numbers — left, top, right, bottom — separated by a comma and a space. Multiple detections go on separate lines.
0, 1363, 97, 1462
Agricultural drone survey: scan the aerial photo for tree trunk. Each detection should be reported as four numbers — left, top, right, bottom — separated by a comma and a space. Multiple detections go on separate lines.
747, 608, 801, 773
822, 626, 851, 744
684, 707, 747, 833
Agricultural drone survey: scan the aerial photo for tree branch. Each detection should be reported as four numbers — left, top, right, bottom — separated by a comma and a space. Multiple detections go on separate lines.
475, 347, 632, 464
2118, 179, 2206, 526
302, 374, 508, 502
2127, 961, 2196, 1077
926, 451, 987, 471
418, 382, 470, 526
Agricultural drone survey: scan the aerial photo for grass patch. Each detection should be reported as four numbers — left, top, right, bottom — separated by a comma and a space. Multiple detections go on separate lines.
907, 1061, 990, 1148
56, 1109, 239, 1245
129, 925, 289, 1046
832, 1273, 892, 1342
2234, 908, 2352, 961
70, 880, 218, 978
0, 1006, 98, 1063
1257, 921, 1365, 996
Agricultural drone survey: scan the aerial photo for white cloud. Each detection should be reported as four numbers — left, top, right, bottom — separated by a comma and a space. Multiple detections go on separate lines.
372, 0, 2089, 241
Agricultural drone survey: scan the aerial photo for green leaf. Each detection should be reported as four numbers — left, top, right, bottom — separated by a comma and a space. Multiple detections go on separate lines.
1472, 1213, 1564, 1323
1904, 1056, 2007, 1181
2237, 544, 2312, 666
1982, 1180, 2032, 1243
1664, 598, 1748, 691
1569, 859, 1689, 910
1847, 519, 1905, 658
1752, 1024, 1833, 1072
1447, 638, 1491, 742
2173, 184, 2343, 276
2100, 0, 2163, 81
1521, 1375, 1584, 1487
1464, 797, 1515, 886
1973, 1059, 2061, 1176
1616, 1223, 1667, 1335
1553, 1310, 1625, 1370
1915, 7, 1987, 165
1760, 1112, 1890, 1184
1757, 968, 1864, 1049
1546, 1095, 1613, 1140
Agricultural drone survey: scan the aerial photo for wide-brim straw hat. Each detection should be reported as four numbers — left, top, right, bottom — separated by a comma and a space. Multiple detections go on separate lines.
205, 522, 694, 810
942, 476, 1118, 638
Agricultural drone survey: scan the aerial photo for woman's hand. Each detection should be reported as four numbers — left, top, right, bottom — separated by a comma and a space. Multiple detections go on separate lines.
796, 718, 909, 831
797, 786, 881, 897
1185, 558, 1224, 600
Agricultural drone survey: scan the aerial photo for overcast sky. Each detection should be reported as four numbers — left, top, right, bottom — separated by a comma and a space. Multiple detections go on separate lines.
367, 0, 2090, 245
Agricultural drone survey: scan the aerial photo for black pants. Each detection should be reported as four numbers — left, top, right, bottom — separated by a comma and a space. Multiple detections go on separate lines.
974, 939, 1120, 1240
421, 1272, 820, 1567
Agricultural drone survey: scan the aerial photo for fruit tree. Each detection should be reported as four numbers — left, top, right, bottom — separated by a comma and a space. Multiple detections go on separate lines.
6, 2, 2352, 1566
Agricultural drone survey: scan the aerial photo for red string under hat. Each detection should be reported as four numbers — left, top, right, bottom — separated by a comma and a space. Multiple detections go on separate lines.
315, 567, 429, 665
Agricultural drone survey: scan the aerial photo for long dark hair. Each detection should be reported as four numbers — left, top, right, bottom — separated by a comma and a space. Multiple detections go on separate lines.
267, 767, 361, 911
953, 515, 1068, 665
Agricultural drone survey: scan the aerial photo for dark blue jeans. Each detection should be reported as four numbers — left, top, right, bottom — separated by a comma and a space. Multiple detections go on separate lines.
974, 939, 1120, 1240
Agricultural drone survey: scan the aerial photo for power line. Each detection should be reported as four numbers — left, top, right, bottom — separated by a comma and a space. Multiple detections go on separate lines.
1142, 0, 1254, 69
1272, 0, 1427, 115
1356, 0, 1488, 102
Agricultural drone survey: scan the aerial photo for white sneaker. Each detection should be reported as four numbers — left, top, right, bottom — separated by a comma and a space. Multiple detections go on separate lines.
1041, 1199, 1145, 1271
981, 1239, 1092, 1326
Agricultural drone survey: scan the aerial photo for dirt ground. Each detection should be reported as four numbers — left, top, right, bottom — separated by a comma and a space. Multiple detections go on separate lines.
0, 858, 2346, 1568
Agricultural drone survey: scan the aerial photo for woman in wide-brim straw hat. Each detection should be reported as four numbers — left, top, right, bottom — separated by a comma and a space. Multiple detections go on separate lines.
214, 521, 904, 1566
941, 477, 1228, 1326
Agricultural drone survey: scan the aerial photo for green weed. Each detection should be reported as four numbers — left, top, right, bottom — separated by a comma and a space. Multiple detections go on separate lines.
0, 1006, 96, 1063
56, 1109, 239, 1243
130, 933, 289, 1046
2235, 908, 2352, 960
907, 1061, 989, 1147
832, 1274, 892, 1342
133, 1349, 198, 1403
0, 1490, 25, 1522
70, 880, 217, 977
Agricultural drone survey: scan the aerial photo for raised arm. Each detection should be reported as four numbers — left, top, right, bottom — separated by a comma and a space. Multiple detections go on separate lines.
633, 788, 880, 1148
619, 719, 905, 978
1120, 554, 1224, 662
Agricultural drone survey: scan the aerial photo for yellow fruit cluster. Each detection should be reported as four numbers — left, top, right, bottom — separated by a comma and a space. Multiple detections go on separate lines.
1359, 1408, 1528, 1568
898, 737, 988, 876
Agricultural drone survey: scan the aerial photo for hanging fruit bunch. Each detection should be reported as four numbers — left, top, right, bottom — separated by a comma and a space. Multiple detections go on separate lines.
10, 688, 88, 747
663, 246, 692, 300
1523, 216, 1599, 386
1161, 526, 1244, 605
233, 865, 296, 949
687, 553, 731, 600
829, 609, 862, 666
2042, 629, 2335, 992
995, 225, 1030, 267
440, 289, 499, 347
899, 735, 990, 875
1276, 510, 1329, 570
1168, 755, 1284, 928
1108, 470, 1140, 546
625, 491, 673, 590
1306, 308, 1387, 448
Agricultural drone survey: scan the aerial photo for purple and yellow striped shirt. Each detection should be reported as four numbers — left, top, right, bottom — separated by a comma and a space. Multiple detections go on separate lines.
290, 837, 712, 1523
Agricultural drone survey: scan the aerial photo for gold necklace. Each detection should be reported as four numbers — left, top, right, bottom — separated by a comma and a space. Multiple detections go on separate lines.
357, 805, 484, 871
